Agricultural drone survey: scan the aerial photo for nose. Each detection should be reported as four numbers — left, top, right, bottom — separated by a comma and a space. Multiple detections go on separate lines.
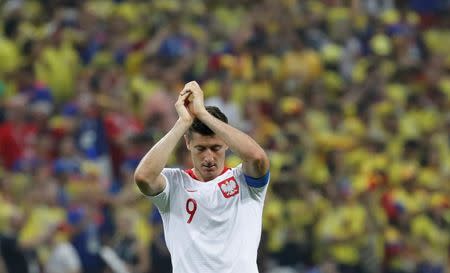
203, 149, 214, 163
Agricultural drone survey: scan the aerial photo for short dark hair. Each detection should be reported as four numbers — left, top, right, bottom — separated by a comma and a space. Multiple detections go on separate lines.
187, 106, 228, 137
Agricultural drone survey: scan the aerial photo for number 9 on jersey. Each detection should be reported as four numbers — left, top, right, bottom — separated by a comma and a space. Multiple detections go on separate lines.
186, 198, 197, 224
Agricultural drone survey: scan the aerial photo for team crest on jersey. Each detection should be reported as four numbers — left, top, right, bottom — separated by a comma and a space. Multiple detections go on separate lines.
218, 177, 239, 198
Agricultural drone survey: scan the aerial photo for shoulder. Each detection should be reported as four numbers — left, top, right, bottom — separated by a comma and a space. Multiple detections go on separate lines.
161, 167, 182, 175
160, 167, 192, 192
231, 164, 244, 177
161, 168, 185, 182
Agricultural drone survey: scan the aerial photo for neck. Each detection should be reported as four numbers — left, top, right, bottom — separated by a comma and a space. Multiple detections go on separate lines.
195, 168, 214, 182
192, 168, 208, 182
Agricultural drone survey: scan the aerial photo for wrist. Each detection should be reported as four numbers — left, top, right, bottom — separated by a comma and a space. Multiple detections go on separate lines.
176, 117, 193, 128
196, 109, 210, 121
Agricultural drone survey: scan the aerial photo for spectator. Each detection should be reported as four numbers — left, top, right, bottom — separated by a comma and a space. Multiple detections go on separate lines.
45, 222, 81, 273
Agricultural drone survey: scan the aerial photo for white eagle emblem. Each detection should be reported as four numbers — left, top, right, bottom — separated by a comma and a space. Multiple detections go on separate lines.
218, 177, 239, 198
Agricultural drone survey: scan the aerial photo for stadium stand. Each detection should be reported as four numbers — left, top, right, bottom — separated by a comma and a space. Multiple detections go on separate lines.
0, 1, 449, 273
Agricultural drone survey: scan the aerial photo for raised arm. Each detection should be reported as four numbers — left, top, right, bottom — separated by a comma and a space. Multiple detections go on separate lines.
134, 88, 193, 196
187, 81, 270, 178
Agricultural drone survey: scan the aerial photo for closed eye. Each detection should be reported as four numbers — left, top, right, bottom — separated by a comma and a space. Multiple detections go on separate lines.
194, 145, 222, 152
211, 145, 222, 152
195, 146, 206, 152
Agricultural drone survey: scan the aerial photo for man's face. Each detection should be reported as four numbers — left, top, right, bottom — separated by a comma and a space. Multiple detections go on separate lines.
185, 132, 228, 181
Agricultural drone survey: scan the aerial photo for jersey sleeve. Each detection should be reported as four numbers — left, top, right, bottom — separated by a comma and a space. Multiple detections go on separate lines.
148, 168, 181, 213
233, 164, 270, 202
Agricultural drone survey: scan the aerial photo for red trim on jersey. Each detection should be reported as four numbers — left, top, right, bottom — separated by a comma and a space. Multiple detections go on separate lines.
184, 167, 230, 181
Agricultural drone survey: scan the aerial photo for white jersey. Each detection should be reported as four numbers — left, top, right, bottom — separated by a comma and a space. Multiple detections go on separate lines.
149, 164, 269, 273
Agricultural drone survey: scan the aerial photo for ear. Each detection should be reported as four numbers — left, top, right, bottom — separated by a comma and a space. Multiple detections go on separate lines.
184, 134, 191, 150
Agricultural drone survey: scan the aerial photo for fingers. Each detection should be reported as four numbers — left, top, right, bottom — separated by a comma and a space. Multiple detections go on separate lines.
178, 90, 192, 99
182, 81, 202, 95
178, 81, 204, 116
176, 91, 191, 107
175, 90, 194, 122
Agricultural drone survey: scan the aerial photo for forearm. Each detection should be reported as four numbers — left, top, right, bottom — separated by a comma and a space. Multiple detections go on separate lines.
134, 119, 190, 184
197, 111, 269, 177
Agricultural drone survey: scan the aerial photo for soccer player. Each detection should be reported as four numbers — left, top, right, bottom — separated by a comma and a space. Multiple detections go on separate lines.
134, 81, 270, 273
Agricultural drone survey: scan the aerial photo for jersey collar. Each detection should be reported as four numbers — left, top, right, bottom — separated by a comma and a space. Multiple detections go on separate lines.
184, 167, 230, 181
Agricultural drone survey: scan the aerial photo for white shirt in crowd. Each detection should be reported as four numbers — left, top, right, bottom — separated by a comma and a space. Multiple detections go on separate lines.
45, 242, 81, 273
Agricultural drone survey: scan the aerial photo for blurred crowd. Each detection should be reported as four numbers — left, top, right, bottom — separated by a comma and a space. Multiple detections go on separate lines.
0, 0, 449, 273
